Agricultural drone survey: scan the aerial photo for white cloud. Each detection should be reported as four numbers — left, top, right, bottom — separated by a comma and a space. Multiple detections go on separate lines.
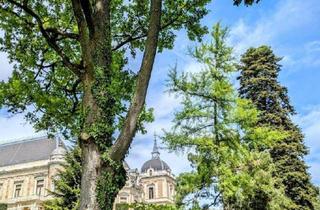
0, 113, 44, 144
126, 62, 201, 175
0, 52, 13, 81
308, 162, 320, 185
229, 0, 320, 55
294, 106, 320, 184
126, 141, 191, 176
150, 92, 181, 120
183, 61, 206, 74
281, 41, 320, 69
305, 41, 320, 53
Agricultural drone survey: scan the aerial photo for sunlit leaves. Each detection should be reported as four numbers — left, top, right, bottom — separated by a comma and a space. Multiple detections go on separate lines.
164, 24, 290, 209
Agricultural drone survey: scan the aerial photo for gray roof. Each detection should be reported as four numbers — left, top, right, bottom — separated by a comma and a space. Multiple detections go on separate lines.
0, 136, 57, 167
141, 159, 170, 173
141, 135, 171, 173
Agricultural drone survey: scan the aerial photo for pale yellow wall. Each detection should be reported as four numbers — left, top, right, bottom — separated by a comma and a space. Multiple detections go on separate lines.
139, 171, 176, 205
1, 156, 175, 210
0, 159, 63, 210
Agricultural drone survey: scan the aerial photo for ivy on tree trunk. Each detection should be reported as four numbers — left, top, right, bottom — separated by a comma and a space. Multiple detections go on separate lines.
0, 0, 263, 209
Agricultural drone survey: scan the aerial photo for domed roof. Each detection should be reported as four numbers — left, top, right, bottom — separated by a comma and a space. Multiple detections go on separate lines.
50, 138, 66, 160
141, 158, 170, 173
141, 135, 171, 173
51, 146, 66, 156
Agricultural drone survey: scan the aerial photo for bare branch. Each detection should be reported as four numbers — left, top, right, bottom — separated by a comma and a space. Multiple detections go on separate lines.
110, 0, 162, 161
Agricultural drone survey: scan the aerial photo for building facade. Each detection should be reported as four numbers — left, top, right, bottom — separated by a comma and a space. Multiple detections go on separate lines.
0, 137, 66, 210
0, 136, 175, 210
114, 138, 176, 208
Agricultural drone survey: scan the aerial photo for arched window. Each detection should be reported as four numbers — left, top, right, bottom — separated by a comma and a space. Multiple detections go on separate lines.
169, 185, 174, 196
148, 186, 154, 199
149, 169, 153, 176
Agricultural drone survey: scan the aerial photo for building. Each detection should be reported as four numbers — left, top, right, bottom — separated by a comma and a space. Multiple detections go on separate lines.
114, 138, 176, 208
0, 136, 175, 210
0, 136, 66, 210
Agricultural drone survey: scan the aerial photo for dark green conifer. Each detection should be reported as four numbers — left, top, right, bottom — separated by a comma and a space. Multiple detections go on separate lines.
45, 147, 81, 210
238, 46, 320, 210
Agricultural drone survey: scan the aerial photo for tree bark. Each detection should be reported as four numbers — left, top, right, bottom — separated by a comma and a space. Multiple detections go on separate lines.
110, 0, 162, 161
78, 0, 162, 209
80, 141, 101, 210
79, 69, 102, 210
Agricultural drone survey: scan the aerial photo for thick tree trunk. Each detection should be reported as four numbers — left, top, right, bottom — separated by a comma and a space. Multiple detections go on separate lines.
78, 0, 162, 208
79, 69, 102, 210
80, 141, 101, 210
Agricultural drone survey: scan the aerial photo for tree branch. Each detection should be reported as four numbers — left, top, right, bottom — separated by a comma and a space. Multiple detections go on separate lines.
79, 0, 95, 37
6, 0, 82, 76
110, 0, 162, 161
112, 33, 146, 51
45, 28, 79, 40
112, 1, 195, 51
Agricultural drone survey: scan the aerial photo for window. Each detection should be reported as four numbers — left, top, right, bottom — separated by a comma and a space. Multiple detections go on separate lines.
169, 185, 174, 196
148, 186, 154, 199
119, 196, 127, 203
149, 169, 153, 176
14, 182, 23, 198
51, 175, 60, 192
134, 196, 139, 202
36, 179, 44, 196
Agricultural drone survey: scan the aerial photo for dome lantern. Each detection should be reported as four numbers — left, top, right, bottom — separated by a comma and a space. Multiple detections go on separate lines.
151, 133, 160, 159
50, 135, 66, 161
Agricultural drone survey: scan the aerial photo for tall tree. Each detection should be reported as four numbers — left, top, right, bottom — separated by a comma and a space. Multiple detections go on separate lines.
238, 46, 320, 210
0, 0, 261, 209
45, 146, 82, 210
165, 24, 291, 210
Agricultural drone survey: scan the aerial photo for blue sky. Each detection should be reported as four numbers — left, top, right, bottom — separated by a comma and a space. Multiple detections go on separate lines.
0, 0, 319, 184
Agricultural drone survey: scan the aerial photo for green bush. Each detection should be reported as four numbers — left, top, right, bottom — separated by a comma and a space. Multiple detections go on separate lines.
115, 203, 129, 210
0, 203, 7, 210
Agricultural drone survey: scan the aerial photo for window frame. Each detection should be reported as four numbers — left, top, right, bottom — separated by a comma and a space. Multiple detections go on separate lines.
13, 181, 23, 198
0, 183, 3, 199
148, 185, 155, 199
35, 177, 45, 196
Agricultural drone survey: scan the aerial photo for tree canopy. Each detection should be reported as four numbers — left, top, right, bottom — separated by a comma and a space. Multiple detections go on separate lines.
164, 24, 291, 210
238, 46, 320, 209
0, 0, 263, 209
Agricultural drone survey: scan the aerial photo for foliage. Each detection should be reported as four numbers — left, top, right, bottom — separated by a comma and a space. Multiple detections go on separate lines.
44, 146, 81, 210
115, 203, 179, 210
0, 0, 213, 137
238, 46, 320, 209
96, 159, 127, 210
165, 24, 291, 209
0, 0, 263, 208
0, 204, 7, 210
0, 0, 213, 208
233, 0, 260, 6
129, 203, 179, 210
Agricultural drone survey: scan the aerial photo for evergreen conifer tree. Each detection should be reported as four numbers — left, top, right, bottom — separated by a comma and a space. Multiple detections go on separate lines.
238, 46, 320, 210
45, 147, 82, 210
165, 25, 291, 210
